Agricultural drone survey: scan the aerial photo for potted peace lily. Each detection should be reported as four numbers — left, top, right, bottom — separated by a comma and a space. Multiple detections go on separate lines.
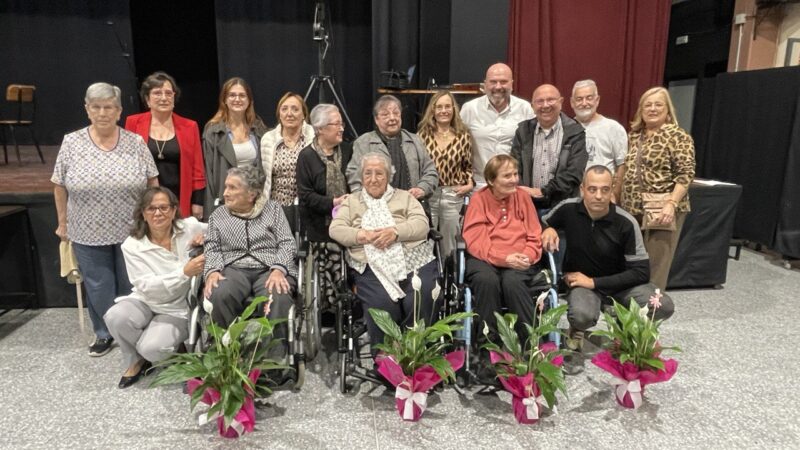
369, 272, 473, 422
482, 292, 569, 424
590, 290, 680, 409
151, 296, 288, 438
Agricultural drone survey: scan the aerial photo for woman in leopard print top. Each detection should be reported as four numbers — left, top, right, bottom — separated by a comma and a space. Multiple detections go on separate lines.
620, 87, 695, 291
417, 91, 474, 259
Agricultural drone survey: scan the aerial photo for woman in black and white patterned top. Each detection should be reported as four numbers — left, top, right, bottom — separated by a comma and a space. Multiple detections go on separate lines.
203, 165, 296, 360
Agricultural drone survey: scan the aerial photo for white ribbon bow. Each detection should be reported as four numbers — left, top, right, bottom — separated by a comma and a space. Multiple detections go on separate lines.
395, 387, 428, 420
199, 410, 245, 436
522, 395, 548, 420
610, 377, 643, 409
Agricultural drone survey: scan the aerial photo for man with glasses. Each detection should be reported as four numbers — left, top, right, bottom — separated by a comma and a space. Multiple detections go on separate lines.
510, 84, 587, 211
570, 79, 628, 202
347, 95, 438, 199
460, 63, 534, 189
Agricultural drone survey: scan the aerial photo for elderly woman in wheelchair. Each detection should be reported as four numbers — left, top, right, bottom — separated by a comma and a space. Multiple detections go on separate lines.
104, 187, 206, 388
462, 154, 544, 351
329, 152, 438, 355
202, 166, 297, 363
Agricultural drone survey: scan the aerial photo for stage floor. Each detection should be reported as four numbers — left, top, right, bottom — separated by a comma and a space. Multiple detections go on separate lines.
0, 145, 59, 193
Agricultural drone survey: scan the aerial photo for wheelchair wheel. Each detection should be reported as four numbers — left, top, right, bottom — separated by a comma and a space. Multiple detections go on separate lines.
294, 360, 305, 391
339, 353, 348, 393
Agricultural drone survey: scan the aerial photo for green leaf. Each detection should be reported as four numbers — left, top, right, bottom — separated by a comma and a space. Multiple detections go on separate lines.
368, 308, 403, 342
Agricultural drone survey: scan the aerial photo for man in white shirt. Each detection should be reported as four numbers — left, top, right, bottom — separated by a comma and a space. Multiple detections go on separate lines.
460, 62, 534, 188
571, 79, 628, 201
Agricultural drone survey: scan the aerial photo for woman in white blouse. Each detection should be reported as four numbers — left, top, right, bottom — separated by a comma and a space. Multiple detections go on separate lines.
104, 187, 206, 388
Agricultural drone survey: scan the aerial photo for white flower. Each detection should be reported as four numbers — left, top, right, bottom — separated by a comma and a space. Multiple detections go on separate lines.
202, 298, 214, 315
639, 304, 649, 319
221, 330, 231, 347
482, 321, 490, 337
412, 271, 422, 291
535, 291, 549, 312
431, 281, 441, 301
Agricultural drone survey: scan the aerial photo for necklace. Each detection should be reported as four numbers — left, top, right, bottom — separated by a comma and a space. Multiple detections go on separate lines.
435, 128, 453, 138
154, 138, 166, 160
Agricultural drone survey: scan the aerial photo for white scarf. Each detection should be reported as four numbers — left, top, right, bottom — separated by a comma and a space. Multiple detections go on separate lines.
361, 186, 407, 300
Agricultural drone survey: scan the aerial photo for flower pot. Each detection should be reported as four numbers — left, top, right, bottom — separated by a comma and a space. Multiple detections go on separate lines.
494, 372, 547, 424
376, 350, 465, 421
186, 368, 261, 437
591, 351, 678, 410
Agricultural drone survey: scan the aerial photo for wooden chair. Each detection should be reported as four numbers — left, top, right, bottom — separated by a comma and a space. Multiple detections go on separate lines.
0, 84, 45, 164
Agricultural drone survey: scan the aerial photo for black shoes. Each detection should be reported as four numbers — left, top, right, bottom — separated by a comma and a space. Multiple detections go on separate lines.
118, 360, 152, 389
88, 337, 114, 357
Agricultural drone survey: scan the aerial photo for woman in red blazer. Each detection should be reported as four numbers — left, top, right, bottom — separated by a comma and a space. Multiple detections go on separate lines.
125, 72, 206, 219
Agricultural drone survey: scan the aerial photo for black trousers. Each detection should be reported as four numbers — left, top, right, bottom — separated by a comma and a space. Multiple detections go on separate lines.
464, 255, 541, 344
351, 260, 438, 351
208, 266, 297, 359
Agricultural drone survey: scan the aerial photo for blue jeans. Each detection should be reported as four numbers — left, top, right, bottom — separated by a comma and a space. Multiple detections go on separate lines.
72, 242, 132, 339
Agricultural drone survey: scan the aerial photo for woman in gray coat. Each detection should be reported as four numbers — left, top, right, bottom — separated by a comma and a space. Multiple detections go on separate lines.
202, 77, 268, 219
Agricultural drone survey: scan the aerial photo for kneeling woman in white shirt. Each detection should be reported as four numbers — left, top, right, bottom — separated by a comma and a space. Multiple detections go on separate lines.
105, 186, 206, 388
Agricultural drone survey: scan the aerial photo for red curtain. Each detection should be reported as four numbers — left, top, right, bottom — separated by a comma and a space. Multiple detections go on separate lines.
507, 0, 671, 127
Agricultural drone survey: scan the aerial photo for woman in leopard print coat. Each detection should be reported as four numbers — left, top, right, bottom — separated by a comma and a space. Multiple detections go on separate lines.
620, 87, 695, 291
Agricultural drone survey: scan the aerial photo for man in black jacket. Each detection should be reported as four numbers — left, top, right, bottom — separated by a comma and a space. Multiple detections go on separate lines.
541, 166, 674, 352
510, 84, 587, 211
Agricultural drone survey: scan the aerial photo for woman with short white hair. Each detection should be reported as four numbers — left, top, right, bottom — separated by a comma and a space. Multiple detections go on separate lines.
329, 152, 437, 352
52, 82, 159, 357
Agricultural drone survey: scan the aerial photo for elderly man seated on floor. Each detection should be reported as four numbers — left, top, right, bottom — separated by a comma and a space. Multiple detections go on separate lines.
541, 165, 674, 371
203, 165, 297, 362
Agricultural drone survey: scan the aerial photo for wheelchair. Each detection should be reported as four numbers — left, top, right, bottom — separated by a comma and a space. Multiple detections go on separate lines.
333, 218, 448, 393
447, 195, 562, 388
184, 200, 315, 391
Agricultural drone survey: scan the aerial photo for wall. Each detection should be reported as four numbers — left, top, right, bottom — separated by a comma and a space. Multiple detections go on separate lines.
449, 0, 510, 83
775, 3, 800, 66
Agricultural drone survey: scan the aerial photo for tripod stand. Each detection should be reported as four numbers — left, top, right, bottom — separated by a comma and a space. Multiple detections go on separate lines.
303, 1, 358, 140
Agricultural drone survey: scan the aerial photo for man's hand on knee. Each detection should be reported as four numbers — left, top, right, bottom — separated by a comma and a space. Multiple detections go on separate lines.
564, 271, 594, 290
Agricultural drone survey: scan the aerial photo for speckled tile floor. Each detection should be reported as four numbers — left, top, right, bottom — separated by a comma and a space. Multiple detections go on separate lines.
1, 248, 799, 449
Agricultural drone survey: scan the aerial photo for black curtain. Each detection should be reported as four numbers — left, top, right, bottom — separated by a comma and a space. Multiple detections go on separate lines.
695, 66, 800, 258
129, 0, 219, 126
213, 0, 371, 137
0, 0, 137, 144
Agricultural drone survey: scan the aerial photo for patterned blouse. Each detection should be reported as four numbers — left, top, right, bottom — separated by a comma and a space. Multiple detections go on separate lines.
418, 131, 473, 187
51, 127, 158, 245
271, 136, 306, 206
621, 123, 695, 216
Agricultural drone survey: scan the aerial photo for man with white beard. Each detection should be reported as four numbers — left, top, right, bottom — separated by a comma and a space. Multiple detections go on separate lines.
570, 79, 628, 202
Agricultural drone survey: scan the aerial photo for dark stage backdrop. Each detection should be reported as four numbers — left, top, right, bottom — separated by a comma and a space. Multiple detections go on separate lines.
692, 66, 800, 258
0, 0, 138, 145
213, 0, 372, 138
507, 0, 671, 125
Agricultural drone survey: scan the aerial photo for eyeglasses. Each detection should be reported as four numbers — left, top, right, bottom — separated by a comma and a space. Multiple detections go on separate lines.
227, 93, 248, 100
145, 205, 173, 214
150, 90, 175, 99
533, 97, 560, 106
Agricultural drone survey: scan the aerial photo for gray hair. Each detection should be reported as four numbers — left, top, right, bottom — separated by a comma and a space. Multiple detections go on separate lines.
372, 95, 402, 117
309, 103, 340, 134
571, 79, 598, 98
85, 82, 122, 108
359, 152, 395, 177
227, 165, 266, 195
